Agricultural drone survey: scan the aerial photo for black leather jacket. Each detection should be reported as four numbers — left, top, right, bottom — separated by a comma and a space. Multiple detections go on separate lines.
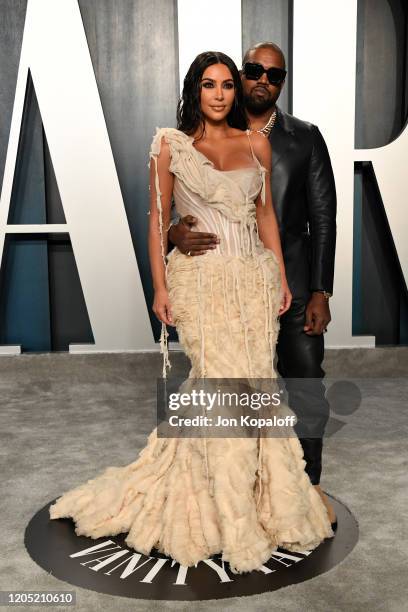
270, 106, 337, 299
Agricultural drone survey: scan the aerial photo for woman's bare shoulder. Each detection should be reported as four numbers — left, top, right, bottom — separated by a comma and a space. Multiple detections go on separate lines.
248, 130, 271, 150
228, 127, 247, 135
249, 130, 272, 163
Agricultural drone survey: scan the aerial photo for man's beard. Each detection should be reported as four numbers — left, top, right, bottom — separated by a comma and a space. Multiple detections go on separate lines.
243, 88, 275, 115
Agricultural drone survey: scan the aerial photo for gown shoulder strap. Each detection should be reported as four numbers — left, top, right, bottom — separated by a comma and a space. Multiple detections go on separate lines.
245, 129, 267, 206
245, 128, 258, 162
150, 127, 191, 158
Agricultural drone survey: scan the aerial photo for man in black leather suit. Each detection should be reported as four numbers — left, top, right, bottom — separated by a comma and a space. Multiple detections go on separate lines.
168, 43, 337, 523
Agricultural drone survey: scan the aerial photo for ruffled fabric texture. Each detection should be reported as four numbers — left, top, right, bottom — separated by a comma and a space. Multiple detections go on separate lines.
166, 248, 282, 380
149, 127, 266, 222
49, 428, 332, 574
49, 127, 334, 574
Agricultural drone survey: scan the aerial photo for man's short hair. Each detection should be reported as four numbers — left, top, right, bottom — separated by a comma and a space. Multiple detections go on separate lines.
242, 42, 286, 69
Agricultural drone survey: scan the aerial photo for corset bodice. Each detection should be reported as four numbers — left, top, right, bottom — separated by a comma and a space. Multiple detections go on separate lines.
149, 127, 268, 260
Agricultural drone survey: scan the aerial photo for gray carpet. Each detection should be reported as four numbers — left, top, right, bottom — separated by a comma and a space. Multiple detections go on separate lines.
1, 348, 407, 611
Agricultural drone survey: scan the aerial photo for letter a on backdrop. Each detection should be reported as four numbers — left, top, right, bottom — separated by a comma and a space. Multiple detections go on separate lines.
0, 0, 155, 353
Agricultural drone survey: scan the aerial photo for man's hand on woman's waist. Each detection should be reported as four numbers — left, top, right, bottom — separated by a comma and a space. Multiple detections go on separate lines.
168, 215, 219, 255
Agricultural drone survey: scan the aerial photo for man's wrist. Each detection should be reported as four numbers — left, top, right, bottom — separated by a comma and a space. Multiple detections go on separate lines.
312, 290, 332, 301
167, 213, 181, 245
167, 212, 181, 231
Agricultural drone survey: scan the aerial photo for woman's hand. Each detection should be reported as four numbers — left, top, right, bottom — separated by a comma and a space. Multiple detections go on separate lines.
153, 287, 175, 326
279, 276, 292, 316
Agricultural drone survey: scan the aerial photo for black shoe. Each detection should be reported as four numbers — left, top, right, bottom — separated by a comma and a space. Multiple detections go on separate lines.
331, 520, 338, 531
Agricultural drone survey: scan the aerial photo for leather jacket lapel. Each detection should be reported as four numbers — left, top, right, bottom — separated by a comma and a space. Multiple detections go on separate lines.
270, 106, 295, 168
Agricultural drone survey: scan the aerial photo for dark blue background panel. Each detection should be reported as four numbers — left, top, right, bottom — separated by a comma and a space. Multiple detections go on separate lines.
353, 163, 408, 345
0, 236, 51, 351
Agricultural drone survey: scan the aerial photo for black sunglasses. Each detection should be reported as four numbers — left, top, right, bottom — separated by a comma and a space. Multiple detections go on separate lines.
243, 62, 287, 86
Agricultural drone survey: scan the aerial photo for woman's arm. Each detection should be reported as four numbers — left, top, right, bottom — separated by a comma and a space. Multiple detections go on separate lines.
250, 131, 292, 314
148, 137, 174, 289
148, 137, 174, 325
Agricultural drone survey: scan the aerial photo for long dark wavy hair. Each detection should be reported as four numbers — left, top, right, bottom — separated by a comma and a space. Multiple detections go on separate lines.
176, 51, 248, 139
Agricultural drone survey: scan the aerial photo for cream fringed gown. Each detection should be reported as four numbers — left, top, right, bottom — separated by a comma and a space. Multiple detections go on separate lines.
49, 127, 333, 574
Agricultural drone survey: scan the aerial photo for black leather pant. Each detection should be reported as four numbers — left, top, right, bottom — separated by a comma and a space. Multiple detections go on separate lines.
276, 297, 329, 485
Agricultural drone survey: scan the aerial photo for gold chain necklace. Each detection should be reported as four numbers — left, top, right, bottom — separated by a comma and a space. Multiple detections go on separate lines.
251, 108, 277, 138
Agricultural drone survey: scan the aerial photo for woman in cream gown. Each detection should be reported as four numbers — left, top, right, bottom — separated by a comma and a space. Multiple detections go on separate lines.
49, 51, 333, 574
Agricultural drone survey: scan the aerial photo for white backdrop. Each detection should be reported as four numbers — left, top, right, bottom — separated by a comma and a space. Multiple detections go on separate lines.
0, 0, 406, 354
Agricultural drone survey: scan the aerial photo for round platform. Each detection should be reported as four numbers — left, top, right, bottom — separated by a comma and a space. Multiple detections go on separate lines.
25, 495, 358, 601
